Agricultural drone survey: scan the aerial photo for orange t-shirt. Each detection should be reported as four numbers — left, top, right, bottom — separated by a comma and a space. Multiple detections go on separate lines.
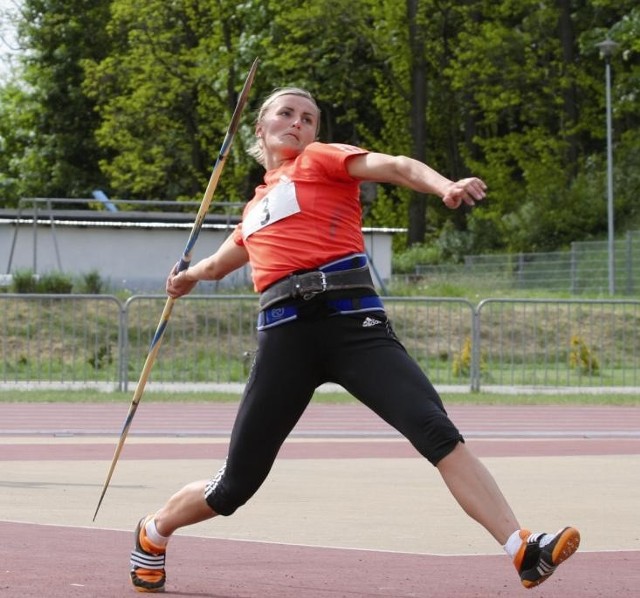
232, 142, 369, 291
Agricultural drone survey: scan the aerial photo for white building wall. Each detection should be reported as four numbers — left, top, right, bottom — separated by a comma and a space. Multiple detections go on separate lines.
1, 219, 396, 292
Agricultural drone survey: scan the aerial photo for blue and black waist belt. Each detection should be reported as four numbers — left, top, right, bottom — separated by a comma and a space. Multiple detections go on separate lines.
258, 253, 376, 310
257, 253, 383, 331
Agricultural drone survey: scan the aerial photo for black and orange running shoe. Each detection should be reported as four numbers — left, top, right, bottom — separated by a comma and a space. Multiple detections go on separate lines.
130, 516, 166, 593
514, 527, 580, 589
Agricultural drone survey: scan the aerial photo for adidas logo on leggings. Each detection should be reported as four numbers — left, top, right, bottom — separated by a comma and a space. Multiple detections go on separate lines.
362, 316, 381, 328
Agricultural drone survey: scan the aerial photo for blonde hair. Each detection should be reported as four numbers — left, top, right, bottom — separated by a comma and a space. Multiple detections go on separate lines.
247, 87, 321, 166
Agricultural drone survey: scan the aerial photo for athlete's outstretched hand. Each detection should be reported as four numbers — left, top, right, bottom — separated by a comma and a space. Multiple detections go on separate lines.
442, 177, 487, 209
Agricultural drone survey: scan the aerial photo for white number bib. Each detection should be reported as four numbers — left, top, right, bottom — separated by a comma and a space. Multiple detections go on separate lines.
242, 177, 301, 240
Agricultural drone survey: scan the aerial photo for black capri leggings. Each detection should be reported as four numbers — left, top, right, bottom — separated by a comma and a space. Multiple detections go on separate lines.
205, 308, 464, 516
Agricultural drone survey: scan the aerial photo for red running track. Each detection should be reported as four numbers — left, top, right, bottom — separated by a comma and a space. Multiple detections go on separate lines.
1, 403, 639, 438
1, 521, 639, 598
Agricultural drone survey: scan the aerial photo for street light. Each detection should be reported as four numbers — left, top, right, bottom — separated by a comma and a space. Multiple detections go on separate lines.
596, 38, 619, 296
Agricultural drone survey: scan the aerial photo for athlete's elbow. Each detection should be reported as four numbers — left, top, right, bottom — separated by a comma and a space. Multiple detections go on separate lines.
203, 262, 227, 281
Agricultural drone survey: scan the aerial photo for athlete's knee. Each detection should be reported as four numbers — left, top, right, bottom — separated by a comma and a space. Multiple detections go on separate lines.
408, 413, 464, 466
429, 436, 465, 466
203, 460, 261, 516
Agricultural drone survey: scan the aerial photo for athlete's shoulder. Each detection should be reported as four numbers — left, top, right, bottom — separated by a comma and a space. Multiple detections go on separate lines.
305, 141, 368, 155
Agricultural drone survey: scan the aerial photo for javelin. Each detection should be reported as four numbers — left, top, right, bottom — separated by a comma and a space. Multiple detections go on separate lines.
93, 58, 259, 521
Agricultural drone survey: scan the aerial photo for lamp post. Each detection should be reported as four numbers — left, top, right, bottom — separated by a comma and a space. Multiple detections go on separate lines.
596, 38, 619, 296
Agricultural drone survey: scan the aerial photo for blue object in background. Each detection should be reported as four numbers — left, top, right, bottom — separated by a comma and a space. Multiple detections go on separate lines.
92, 189, 118, 212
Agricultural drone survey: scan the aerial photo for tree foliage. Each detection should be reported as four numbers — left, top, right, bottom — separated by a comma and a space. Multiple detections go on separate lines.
0, 0, 111, 204
82, 0, 258, 203
0, 0, 638, 257
447, 0, 639, 252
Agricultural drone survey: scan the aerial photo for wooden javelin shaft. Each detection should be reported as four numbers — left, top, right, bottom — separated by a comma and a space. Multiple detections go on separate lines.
93, 58, 259, 521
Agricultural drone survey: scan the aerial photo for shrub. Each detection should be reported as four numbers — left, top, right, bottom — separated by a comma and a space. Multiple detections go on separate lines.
452, 336, 473, 377
36, 271, 73, 294
88, 343, 113, 369
452, 335, 487, 378
11, 269, 38, 293
77, 270, 104, 294
569, 335, 599, 375
392, 243, 440, 274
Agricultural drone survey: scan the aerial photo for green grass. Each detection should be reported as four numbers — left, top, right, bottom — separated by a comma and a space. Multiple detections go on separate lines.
1, 388, 638, 406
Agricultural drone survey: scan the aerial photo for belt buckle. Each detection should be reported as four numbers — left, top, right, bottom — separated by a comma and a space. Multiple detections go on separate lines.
301, 271, 327, 300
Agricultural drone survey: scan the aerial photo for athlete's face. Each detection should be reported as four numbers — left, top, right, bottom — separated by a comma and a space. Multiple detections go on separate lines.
256, 94, 319, 165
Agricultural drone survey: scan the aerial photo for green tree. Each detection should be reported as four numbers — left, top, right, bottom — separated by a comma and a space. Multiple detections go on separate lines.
236, 0, 384, 149
0, 0, 111, 204
0, 81, 33, 203
447, 0, 639, 253
83, 0, 259, 204
587, 4, 640, 232
362, 1, 486, 246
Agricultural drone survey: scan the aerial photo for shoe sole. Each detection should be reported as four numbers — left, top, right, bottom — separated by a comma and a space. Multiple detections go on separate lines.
551, 527, 581, 565
133, 586, 165, 594
522, 527, 581, 589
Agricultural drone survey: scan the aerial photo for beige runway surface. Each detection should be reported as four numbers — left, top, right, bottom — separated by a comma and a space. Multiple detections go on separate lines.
1, 402, 639, 597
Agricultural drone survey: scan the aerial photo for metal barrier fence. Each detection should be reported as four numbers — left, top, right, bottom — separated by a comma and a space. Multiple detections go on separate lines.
0, 294, 123, 388
414, 232, 640, 295
473, 299, 640, 391
1, 294, 639, 392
